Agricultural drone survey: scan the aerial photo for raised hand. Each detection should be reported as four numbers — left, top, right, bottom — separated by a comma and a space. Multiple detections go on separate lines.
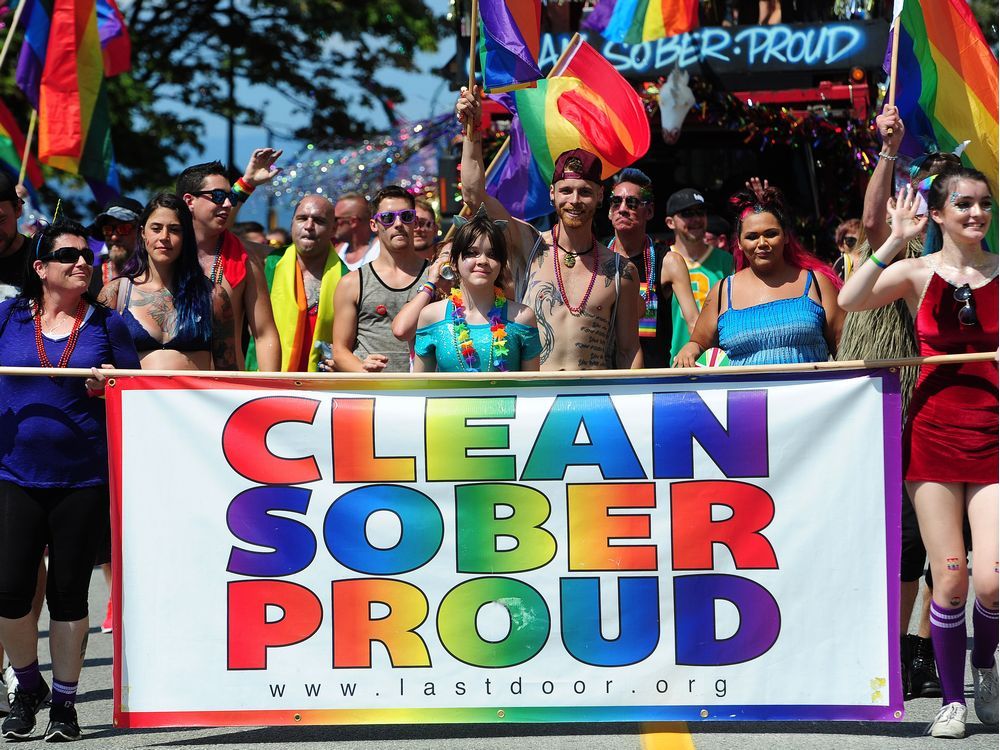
242, 147, 284, 188
745, 176, 769, 200
456, 85, 482, 130
887, 185, 927, 245
875, 104, 904, 151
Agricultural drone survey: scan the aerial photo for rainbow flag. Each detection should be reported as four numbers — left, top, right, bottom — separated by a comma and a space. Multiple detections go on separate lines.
582, 0, 698, 46
888, 0, 999, 249
477, 0, 542, 93
487, 38, 651, 220
15, 0, 124, 203
96, 0, 131, 76
0, 101, 44, 201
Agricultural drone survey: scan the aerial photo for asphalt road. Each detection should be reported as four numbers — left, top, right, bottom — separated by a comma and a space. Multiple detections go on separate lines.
14, 574, 999, 749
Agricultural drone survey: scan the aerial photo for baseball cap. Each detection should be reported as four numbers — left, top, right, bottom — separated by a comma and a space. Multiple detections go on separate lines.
706, 214, 731, 236
665, 188, 706, 215
0, 173, 20, 206
552, 149, 603, 185
87, 197, 144, 239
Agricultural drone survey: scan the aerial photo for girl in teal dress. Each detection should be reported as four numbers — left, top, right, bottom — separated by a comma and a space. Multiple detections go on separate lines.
412, 208, 540, 373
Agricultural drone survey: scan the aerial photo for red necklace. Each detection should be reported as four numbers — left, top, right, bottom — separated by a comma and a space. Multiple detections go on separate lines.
34, 300, 87, 368
552, 224, 599, 315
610, 235, 653, 302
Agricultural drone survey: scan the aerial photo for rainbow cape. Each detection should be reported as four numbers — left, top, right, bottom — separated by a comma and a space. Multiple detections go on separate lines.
487, 38, 651, 221
582, 0, 698, 46
478, 0, 542, 93
0, 101, 44, 202
15, 0, 130, 203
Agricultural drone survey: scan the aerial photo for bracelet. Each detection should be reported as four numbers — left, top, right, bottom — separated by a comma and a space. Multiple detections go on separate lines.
868, 254, 889, 270
233, 177, 256, 202
878, 152, 898, 161
419, 282, 437, 300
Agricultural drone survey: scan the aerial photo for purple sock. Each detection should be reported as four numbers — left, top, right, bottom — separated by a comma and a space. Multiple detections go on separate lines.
50, 679, 77, 708
930, 600, 967, 705
971, 599, 999, 669
11, 660, 41, 693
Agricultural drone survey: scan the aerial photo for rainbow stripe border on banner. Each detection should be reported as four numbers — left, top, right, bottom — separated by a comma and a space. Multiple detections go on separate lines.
106, 368, 903, 728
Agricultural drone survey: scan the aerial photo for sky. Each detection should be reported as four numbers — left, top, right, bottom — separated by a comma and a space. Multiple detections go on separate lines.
200, 0, 456, 230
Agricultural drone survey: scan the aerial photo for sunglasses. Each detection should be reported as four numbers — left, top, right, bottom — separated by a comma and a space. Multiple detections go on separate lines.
841, 236, 858, 249
609, 195, 650, 211
101, 222, 135, 238
40, 246, 95, 265
374, 209, 416, 227
414, 218, 436, 230
953, 284, 977, 326
191, 189, 239, 206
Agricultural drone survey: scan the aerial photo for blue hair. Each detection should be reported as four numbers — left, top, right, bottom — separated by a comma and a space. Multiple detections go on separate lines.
122, 193, 213, 340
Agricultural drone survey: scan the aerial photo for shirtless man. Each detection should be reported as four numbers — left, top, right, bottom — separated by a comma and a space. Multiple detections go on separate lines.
456, 86, 641, 371
177, 161, 281, 370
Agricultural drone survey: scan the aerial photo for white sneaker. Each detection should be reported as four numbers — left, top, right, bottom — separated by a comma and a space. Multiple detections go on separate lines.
1, 664, 14, 704
927, 702, 967, 738
972, 647, 999, 725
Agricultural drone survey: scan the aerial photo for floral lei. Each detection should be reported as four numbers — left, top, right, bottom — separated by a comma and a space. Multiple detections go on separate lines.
450, 287, 509, 372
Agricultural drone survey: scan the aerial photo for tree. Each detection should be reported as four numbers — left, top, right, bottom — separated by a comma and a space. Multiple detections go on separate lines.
1, 0, 443, 205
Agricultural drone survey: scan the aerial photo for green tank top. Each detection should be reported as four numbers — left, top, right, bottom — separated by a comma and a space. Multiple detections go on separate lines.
669, 246, 733, 359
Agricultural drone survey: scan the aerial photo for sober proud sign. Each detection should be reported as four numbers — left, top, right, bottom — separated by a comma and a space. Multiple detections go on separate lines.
106, 371, 902, 727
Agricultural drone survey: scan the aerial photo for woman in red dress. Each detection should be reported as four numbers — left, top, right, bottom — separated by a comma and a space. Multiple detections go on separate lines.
840, 167, 998, 739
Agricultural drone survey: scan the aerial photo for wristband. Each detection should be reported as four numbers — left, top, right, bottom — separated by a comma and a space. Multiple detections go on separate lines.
878, 152, 898, 161
420, 282, 437, 300
868, 254, 889, 270
233, 177, 256, 202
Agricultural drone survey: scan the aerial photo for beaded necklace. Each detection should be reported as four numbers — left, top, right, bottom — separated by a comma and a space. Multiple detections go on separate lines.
33, 300, 87, 368
552, 224, 599, 315
609, 235, 654, 302
449, 287, 509, 372
209, 237, 224, 285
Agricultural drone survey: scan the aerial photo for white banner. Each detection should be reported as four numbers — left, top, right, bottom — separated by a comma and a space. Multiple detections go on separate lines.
107, 370, 902, 727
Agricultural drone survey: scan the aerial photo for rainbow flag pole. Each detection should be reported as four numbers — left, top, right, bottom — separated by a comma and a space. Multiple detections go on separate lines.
466, 0, 480, 139
0, 0, 29, 73
18, 109, 38, 185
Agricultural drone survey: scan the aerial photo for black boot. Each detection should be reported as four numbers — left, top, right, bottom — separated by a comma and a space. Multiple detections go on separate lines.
901, 634, 913, 701
909, 634, 942, 698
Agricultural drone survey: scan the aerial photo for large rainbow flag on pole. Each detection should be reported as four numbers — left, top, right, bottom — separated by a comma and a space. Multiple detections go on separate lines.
0, 101, 44, 201
477, 0, 542, 93
487, 36, 651, 220
889, 0, 998, 185
582, 0, 698, 46
15, 0, 129, 203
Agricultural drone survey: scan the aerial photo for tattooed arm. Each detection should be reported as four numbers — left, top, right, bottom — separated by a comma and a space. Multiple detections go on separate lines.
211, 285, 238, 371
97, 278, 122, 310
528, 278, 560, 367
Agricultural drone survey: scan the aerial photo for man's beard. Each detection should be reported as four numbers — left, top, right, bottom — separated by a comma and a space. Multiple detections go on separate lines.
557, 203, 594, 229
108, 244, 132, 268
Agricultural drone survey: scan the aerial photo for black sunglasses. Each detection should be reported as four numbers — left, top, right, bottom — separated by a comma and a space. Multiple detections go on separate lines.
677, 207, 706, 218
609, 195, 649, 211
842, 236, 858, 249
953, 284, 977, 326
40, 246, 95, 265
191, 189, 239, 206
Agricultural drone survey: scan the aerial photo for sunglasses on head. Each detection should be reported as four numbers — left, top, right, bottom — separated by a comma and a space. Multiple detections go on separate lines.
609, 195, 649, 211
101, 222, 135, 238
191, 189, 238, 206
374, 209, 416, 227
953, 284, 978, 326
40, 246, 95, 265
842, 236, 858, 249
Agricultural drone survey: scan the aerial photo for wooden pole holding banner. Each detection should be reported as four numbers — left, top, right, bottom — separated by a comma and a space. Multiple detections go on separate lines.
0, 0, 27, 75
18, 109, 37, 186
2, 352, 994, 380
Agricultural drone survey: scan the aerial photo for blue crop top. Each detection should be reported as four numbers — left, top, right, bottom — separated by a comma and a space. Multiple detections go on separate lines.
717, 271, 830, 366
414, 302, 542, 372
118, 280, 212, 353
